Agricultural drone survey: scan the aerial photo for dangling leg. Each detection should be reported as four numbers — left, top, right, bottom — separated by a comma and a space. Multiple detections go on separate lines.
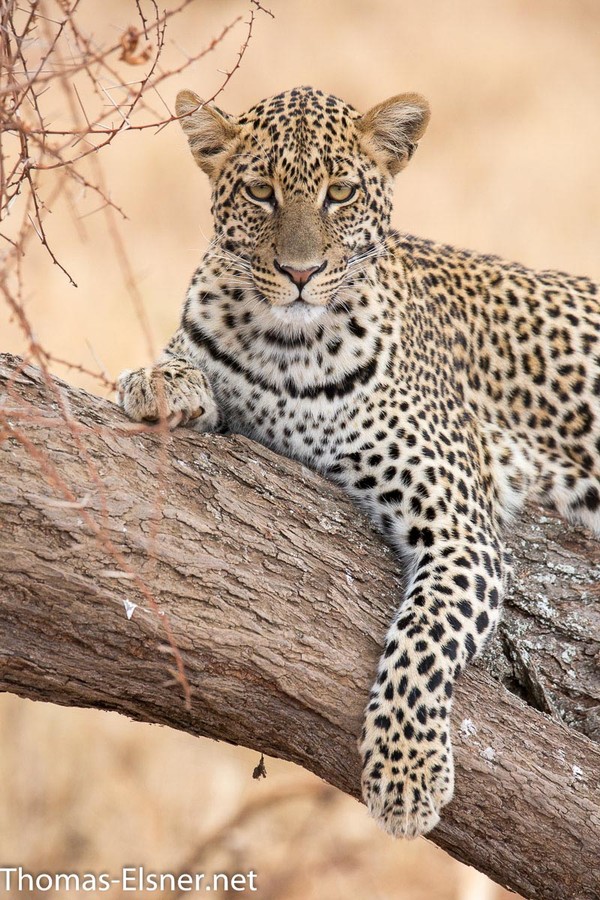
360, 523, 510, 838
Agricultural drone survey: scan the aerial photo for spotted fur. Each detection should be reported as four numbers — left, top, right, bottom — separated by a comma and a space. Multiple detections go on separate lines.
118, 86, 600, 839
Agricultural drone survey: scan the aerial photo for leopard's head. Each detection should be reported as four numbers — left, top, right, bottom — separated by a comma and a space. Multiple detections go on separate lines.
176, 86, 429, 322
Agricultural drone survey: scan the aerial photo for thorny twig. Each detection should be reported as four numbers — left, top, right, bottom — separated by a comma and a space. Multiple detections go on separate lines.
0, 0, 272, 710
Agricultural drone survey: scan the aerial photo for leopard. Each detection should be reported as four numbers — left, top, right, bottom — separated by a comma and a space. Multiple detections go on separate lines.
117, 85, 600, 840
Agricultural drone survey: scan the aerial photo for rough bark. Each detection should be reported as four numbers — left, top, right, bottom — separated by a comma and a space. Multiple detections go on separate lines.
0, 352, 598, 900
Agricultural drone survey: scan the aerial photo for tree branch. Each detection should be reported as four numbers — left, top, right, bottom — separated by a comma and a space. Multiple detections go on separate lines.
0, 352, 598, 900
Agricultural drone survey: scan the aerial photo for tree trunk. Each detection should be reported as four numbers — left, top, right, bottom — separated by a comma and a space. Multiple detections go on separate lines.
0, 352, 598, 900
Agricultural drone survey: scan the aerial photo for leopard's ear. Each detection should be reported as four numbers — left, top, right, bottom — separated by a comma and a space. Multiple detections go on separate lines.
175, 90, 240, 177
357, 93, 430, 175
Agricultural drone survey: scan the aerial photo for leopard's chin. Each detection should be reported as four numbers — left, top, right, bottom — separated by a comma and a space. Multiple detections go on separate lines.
269, 300, 327, 327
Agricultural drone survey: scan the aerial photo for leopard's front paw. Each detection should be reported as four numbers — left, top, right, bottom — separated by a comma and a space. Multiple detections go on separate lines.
117, 359, 221, 432
360, 702, 454, 839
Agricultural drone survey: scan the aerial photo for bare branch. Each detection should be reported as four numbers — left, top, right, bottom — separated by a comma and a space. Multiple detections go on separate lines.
0, 0, 270, 313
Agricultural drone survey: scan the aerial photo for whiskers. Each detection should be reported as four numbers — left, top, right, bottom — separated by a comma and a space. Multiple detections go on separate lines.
347, 242, 385, 268
195, 233, 400, 343
203, 244, 261, 303
205, 243, 253, 276
344, 239, 391, 281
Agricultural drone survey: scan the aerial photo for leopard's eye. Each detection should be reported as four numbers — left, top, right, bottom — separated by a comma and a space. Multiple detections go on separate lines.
327, 183, 357, 203
246, 183, 274, 202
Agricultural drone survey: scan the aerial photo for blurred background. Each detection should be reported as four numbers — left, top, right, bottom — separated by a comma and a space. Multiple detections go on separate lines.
2, 0, 599, 897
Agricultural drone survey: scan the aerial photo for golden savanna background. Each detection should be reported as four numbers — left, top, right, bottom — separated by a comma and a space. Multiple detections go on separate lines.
2, 0, 599, 897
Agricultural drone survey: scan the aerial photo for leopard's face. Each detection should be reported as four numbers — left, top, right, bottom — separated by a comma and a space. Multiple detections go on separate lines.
210, 90, 394, 314
176, 86, 430, 323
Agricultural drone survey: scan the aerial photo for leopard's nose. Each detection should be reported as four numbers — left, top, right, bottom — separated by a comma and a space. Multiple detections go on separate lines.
274, 259, 327, 288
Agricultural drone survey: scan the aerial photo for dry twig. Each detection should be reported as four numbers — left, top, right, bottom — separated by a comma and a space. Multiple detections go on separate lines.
0, 0, 272, 710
